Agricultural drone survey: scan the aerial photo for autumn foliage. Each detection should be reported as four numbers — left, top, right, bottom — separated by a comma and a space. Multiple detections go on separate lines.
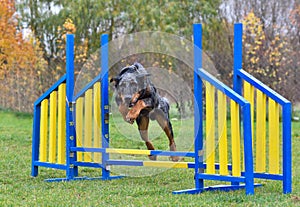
0, 0, 46, 112
242, 11, 299, 100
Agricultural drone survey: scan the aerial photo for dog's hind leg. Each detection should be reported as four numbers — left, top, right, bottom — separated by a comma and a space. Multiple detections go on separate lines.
152, 110, 180, 162
136, 115, 157, 161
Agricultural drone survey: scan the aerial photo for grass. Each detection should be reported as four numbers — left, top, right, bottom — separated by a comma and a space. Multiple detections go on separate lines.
1, 109, 300, 206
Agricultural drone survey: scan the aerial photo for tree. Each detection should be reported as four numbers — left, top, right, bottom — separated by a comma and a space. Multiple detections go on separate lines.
218, 0, 300, 103
16, 0, 222, 58
0, 0, 47, 112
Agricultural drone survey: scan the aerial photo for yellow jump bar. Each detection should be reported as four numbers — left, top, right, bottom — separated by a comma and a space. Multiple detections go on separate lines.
106, 148, 151, 155
143, 161, 189, 168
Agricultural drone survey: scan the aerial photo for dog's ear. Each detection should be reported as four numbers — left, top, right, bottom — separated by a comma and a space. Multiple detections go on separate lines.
133, 62, 144, 70
110, 76, 120, 88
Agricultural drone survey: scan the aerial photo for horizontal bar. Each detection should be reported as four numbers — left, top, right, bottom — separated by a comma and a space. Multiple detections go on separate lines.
74, 161, 105, 169
173, 183, 262, 194
143, 161, 194, 168
106, 160, 143, 167
72, 147, 105, 153
151, 151, 195, 157
107, 148, 151, 155
237, 69, 290, 105
207, 163, 233, 171
71, 147, 195, 157
34, 74, 67, 106
33, 161, 66, 170
253, 173, 283, 180
45, 175, 124, 182
106, 160, 195, 168
73, 74, 102, 101
197, 69, 248, 106
197, 173, 245, 183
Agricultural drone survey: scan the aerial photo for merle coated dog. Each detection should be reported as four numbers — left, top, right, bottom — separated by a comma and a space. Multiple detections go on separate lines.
110, 63, 179, 161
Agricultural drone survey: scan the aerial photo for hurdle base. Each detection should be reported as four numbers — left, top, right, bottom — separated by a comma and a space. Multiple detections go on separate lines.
45, 175, 125, 182
172, 183, 262, 195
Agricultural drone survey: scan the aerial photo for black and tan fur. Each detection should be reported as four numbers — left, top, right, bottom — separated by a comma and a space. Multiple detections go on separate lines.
110, 63, 179, 161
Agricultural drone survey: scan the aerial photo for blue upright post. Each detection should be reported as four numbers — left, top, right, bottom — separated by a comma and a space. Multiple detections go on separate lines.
282, 102, 292, 193
232, 23, 243, 187
66, 34, 77, 179
193, 23, 204, 192
173, 23, 204, 194
233, 23, 243, 95
242, 104, 254, 195
101, 34, 110, 179
31, 105, 41, 177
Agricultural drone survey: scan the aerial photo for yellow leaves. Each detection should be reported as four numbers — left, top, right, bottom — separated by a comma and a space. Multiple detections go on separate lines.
243, 12, 266, 68
255, 40, 262, 45
0, 0, 49, 112
242, 10, 288, 91
63, 18, 76, 34
57, 18, 88, 66
58, 18, 76, 43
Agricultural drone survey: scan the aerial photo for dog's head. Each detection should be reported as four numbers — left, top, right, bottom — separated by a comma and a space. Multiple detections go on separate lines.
110, 62, 150, 107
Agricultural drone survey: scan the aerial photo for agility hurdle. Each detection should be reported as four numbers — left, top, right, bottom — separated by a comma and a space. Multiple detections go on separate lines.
31, 23, 292, 195
233, 24, 292, 194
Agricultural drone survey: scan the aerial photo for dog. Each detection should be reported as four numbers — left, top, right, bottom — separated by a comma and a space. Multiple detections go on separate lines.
110, 63, 179, 161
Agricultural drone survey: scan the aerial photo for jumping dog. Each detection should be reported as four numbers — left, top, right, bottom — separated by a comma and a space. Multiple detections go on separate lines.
110, 63, 179, 161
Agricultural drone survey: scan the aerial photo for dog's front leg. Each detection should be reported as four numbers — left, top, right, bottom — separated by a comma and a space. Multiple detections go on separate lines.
129, 92, 141, 107
125, 100, 148, 124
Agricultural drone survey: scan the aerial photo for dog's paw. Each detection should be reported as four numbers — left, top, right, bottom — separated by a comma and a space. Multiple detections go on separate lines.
125, 113, 136, 124
126, 111, 138, 124
126, 118, 134, 124
148, 155, 157, 161
169, 156, 181, 162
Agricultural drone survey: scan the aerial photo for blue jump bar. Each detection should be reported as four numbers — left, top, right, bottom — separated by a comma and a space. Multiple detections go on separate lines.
75, 161, 105, 169
71, 147, 195, 157
73, 74, 102, 101
237, 69, 290, 105
34, 74, 67, 106
34, 161, 67, 170
197, 68, 249, 106
106, 160, 144, 167
106, 160, 196, 168
198, 173, 246, 183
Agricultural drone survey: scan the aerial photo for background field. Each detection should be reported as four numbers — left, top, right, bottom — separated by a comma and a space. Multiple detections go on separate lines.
1, 109, 300, 206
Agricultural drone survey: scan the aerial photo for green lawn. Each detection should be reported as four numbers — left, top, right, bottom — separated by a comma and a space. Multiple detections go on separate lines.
1, 109, 300, 206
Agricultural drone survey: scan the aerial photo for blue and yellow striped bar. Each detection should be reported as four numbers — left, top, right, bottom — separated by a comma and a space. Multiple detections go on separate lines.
106, 148, 151, 155
72, 147, 195, 157
106, 160, 195, 169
